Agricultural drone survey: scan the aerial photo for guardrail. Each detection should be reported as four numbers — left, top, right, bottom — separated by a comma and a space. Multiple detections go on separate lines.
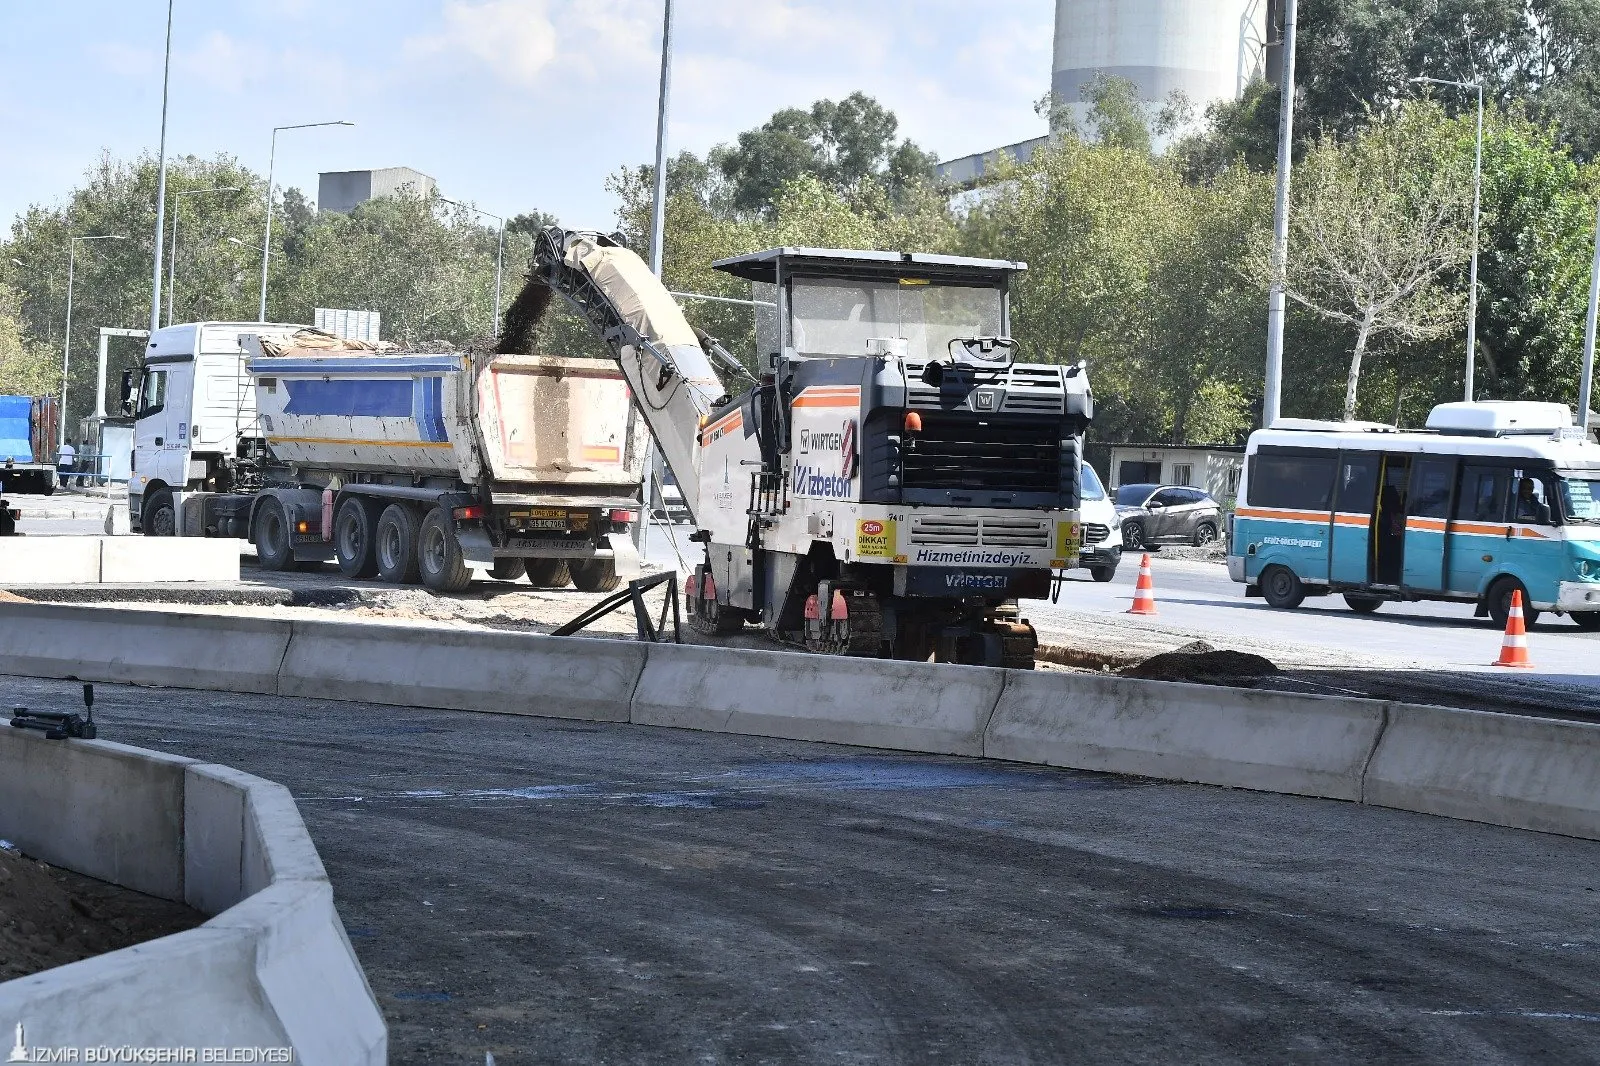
0, 725, 385, 1062
1, 602, 1596, 843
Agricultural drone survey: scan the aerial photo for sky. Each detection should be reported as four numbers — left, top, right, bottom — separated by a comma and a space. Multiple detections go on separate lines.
0, 0, 1055, 230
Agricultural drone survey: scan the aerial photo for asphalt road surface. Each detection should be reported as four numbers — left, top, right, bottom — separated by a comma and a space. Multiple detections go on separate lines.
5, 674, 1597, 1065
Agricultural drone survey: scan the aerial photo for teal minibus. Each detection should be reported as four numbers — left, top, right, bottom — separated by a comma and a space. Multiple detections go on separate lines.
1229, 401, 1600, 629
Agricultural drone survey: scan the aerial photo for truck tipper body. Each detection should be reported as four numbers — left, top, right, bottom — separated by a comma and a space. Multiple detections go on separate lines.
127, 321, 642, 591
0, 393, 61, 494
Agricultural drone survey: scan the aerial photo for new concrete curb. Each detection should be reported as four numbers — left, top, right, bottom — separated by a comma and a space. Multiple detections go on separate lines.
0, 727, 386, 1063
0, 535, 239, 583
1, 601, 1597, 843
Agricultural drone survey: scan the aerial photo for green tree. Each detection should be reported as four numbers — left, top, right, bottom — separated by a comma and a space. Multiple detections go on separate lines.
713, 92, 937, 216
0, 284, 56, 396
1267, 103, 1477, 420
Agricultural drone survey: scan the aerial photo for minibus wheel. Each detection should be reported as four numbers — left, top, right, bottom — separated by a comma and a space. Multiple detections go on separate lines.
1486, 577, 1539, 630
1343, 594, 1382, 614
1260, 565, 1306, 609
1572, 612, 1600, 631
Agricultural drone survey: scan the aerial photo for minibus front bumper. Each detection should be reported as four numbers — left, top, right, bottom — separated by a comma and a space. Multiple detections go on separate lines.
1556, 581, 1600, 613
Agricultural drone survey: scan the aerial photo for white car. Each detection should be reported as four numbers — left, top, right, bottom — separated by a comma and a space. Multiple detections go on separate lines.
1078, 461, 1121, 582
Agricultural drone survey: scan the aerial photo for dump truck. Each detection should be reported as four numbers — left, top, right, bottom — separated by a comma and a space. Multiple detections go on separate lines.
518, 229, 1094, 666
126, 321, 642, 591
0, 394, 60, 495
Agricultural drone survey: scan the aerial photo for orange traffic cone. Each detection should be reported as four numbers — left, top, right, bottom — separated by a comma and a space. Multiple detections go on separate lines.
1493, 589, 1534, 668
1128, 553, 1157, 616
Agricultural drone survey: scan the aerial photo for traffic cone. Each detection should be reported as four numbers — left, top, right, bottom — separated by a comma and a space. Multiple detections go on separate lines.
1493, 589, 1534, 668
1128, 553, 1158, 615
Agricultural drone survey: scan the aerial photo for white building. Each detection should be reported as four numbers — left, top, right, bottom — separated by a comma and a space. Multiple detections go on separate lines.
1105, 443, 1245, 502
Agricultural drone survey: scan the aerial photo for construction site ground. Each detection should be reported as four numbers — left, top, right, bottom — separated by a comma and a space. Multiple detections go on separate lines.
0, 842, 203, 983
8, 550, 1600, 722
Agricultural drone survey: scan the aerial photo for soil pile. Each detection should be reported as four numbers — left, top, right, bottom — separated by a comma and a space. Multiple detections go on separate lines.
0, 843, 204, 982
1121, 640, 1280, 686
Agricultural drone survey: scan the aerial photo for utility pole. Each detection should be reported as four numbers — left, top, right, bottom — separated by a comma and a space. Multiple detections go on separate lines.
148, 0, 174, 336
1262, 0, 1297, 428
1581, 198, 1600, 437
636, 0, 673, 558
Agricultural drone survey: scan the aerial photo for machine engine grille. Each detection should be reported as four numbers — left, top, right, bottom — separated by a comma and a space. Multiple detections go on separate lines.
901, 412, 1061, 494
910, 513, 1050, 548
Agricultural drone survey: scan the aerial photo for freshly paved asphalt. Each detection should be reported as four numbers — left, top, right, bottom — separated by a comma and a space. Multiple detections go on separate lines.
5, 673, 1597, 1065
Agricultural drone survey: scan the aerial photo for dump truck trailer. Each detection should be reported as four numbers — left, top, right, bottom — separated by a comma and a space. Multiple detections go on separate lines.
127, 321, 642, 591
0, 394, 60, 495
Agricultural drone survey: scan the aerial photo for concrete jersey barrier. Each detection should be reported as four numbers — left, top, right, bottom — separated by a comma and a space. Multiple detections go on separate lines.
983, 669, 1386, 802
277, 615, 646, 721
631, 642, 1005, 756
0, 601, 290, 693
1364, 702, 1600, 839
0, 535, 241, 583
2, 600, 1599, 843
0, 728, 385, 1063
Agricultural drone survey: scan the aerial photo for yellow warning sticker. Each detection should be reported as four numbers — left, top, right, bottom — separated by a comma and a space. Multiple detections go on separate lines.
1056, 521, 1082, 558
856, 517, 897, 558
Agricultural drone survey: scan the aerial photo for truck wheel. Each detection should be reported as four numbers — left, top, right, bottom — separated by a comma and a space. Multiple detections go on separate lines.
490, 558, 527, 581
570, 558, 621, 593
1260, 564, 1306, 609
375, 504, 422, 584
333, 497, 381, 579
142, 488, 176, 537
252, 499, 294, 571
418, 507, 471, 592
525, 559, 571, 588
1487, 577, 1540, 630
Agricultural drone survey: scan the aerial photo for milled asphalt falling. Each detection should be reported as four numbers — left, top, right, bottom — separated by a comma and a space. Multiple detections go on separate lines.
4, 673, 1599, 1066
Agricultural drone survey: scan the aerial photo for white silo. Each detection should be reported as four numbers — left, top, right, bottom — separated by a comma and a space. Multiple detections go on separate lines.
1052, 0, 1271, 141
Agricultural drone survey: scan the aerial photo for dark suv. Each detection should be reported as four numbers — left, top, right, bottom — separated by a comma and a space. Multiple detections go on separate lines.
1115, 484, 1223, 549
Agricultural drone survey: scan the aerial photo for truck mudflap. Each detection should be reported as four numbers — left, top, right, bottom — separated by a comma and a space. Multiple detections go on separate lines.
458, 528, 642, 578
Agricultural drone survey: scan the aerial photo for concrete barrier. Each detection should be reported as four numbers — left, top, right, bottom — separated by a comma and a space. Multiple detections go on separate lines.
101, 535, 241, 582
0, 537, 100, 583
983, 670, 1386, 802
1363, 703, 1600, 840
277, 616, 645, 722
631, 643, 1005, 756
0, 729, 192, 898
0, 727, 385, 1063
0, 602, 291, 693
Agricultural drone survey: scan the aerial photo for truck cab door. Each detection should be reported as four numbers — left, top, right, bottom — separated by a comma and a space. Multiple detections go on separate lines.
131, 367, 181, 493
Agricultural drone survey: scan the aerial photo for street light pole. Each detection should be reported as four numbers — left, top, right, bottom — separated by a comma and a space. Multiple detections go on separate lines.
62, 235, 127, 449
148, 0, 174, 336
1262, 0, 1297, 428
258, 120, 353, 322
168, 186, 242, 326
637, 0, 675, 558
1580, 198, 1600, 437
1412, 75, 1485, 402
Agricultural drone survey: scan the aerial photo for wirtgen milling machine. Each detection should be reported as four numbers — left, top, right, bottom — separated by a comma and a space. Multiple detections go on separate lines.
514, 229, 1093, 668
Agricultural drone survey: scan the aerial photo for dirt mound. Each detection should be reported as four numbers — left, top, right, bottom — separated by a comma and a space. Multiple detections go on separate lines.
1121, 640, 1279, 686
0, 842, 203, 981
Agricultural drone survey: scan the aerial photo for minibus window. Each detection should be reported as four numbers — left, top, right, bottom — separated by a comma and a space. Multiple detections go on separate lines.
1559, 474, 1600, 523
1411, 459, 1454, 519
1335, 453, 1380, 514
1458, 465, 1511, 523
1510, 470, 1556, 524
1250, 452, 1336, 510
